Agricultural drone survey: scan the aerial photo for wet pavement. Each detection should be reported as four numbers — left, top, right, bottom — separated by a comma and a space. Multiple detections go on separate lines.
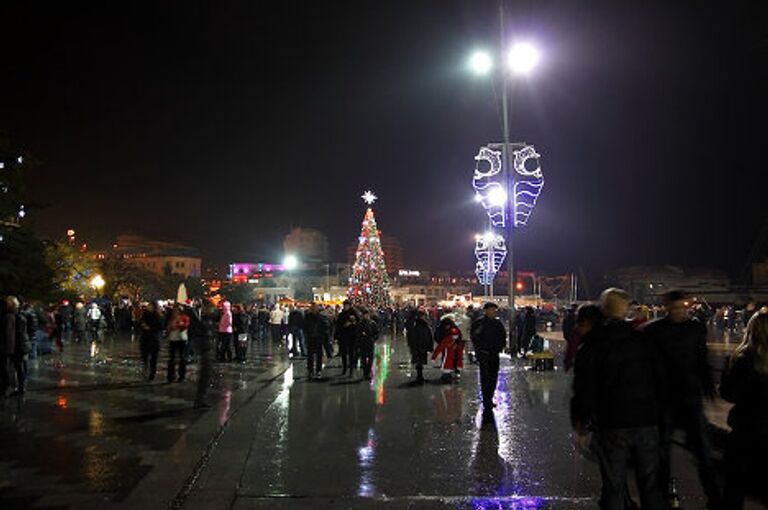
0, 333, 763, 509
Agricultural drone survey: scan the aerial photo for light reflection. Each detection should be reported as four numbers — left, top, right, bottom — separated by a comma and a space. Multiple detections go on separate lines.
56, 395, 68, 408
89, 409, 105, 436
89, 341, 99, 358
468, 496, 545, 509
357, 427, 377, 497
218, 390, 232, 426
372, 343, 390, 405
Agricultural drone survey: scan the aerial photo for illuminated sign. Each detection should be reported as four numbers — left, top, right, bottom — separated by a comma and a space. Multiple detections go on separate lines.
398, 270, 421, 277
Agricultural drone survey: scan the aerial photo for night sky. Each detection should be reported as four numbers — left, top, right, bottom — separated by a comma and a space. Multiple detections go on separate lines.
2, 1, 766, 277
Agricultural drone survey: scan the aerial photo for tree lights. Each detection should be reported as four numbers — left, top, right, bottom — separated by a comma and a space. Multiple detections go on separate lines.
348, 192, 391, 308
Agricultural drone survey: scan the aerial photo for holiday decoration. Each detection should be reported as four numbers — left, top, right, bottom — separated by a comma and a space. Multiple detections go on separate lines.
348, 192, 391, 308
512, 145, 544, 227
474, 232, 507, 286
472, 146, 506, 228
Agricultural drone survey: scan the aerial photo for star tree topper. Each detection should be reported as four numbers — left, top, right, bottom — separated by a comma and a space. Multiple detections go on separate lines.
361, 190, 378, 205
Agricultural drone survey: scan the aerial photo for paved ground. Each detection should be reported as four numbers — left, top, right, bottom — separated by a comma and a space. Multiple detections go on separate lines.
0, 333, 764, 509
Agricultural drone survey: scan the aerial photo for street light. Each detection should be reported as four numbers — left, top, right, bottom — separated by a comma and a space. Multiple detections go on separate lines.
466, 2, 543, 352
507, 42, 540, 75
487, 187, 508, 207
468, 50, 493, 76
90, 274, 105, 295
283, 254, 299, 271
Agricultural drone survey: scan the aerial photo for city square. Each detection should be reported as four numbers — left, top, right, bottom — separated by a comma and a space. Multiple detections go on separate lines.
1, 1, 767, 509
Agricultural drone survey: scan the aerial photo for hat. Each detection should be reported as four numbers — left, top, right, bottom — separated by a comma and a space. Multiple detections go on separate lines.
483, 302, 499, 310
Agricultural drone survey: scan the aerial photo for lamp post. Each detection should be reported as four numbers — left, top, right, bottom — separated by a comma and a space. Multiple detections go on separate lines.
90, 274, 105, 297
468, 3, 540, 351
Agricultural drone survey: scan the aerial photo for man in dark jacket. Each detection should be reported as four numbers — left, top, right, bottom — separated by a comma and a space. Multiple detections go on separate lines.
288, 306, 306, 357
357, 308, 380, 382
643, 290, 721, 508
186, 302, 216, 407
304, 303, 331, 378
571, 288, 666, 510
335, 300, 359, 376
1, 297, 18, 397
407, 309, 433, 384
471, 302, 507, 412
139, 303, 164, 381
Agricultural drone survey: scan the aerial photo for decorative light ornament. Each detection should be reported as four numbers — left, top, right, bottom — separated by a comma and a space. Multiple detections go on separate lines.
474, 232, 507, 286
17, 205, 26, 219
472, 146, 506, 227
512, 145, 544, 227
361, 190, 378, 205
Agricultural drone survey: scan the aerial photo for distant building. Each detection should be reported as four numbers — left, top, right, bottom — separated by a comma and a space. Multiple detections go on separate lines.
606, 265, 731, 303
283, 228, 329, 263
114, 234, 202, 278
347, 234, 404, 274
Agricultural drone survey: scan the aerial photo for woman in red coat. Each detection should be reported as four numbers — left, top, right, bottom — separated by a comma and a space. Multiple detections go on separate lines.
432, 318, 464, 383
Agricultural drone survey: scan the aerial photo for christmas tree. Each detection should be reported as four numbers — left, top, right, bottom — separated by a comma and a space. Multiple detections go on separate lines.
348, 191, 391, 308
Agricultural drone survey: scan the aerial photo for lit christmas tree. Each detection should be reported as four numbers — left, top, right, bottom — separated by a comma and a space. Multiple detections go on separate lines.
348, 191, 391, 308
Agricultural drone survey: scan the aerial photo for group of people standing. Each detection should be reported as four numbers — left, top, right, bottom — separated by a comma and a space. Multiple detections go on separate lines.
570, 288, 768, 510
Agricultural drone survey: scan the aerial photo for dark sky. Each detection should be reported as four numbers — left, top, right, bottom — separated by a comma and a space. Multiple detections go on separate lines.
2, 1, 766, 276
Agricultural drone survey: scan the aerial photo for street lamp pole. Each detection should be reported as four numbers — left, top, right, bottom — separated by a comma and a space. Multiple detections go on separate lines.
499, 0, 516, 351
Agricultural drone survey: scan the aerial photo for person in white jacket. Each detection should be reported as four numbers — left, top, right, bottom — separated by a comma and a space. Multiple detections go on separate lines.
269, 306, 284, 345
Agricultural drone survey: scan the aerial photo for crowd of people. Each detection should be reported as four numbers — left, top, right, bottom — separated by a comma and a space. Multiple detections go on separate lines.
2, 289, 767, 508
569, 289, 768, 510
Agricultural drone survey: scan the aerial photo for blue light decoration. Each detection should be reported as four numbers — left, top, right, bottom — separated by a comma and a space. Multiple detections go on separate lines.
512, 145, 544, 227
472, 143, 544, 287
474, 232, 507, 286
472, 147, 506, 228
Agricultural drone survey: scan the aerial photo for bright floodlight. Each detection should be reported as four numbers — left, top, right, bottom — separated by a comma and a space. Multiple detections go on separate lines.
90, 274, 105, 290
483, 231, 497, 243
283, 255, 299, 271
487, 187, 508, 207
508, 42, 540, 75
469, 50, 493, 75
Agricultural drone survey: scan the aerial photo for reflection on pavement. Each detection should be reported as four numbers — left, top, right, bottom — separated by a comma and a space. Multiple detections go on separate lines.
373, 342, 391, 405
357, 427, 377, 497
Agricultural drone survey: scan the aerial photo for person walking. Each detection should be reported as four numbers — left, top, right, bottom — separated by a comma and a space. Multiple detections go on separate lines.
720, 311, 768, 509
166, 305, 190, 383
304, 302, 330, 379
407, 309, 433, 384
562, 304, 578, 371
233, 304, 250, 362
86, 303, 102, 342
644, 290, 721, 508
217, 301, 233, 362
288, 306, 306, 357
139, 303, 163, 381
2, 297, 30, 396
517, 306, 536, 355
432, 317, 464, 383
571, 288, 666, 510
269, 305, 284, 346
357, 308, 380, 382
73, 302, 87, 343
335, 300, 359, 376
470, 303, 507, 412
187, 301, 216, 408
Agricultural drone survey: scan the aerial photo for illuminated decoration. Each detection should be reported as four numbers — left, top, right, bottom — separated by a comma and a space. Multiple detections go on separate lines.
472, 146, 506, 228
348, 193, 391, 308
361, 190, 378, 205
17, 205, 25, 218
474, 231, 507, 286
512, 145, 544, 227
